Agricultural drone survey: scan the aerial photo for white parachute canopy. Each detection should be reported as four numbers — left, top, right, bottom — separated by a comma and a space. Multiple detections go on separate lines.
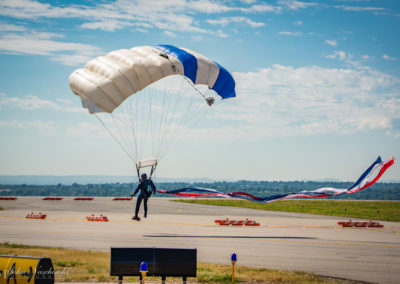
69, 45, 236, 176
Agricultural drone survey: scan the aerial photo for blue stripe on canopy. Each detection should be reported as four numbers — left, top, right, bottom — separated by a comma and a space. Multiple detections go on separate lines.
212, 62, 236, 99
155, 45, 197, 84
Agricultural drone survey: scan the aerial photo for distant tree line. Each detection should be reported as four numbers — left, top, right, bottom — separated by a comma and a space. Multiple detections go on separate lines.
0, 181, 399, 200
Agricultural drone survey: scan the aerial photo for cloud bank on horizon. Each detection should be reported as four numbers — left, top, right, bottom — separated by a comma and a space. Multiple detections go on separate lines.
0, 0, 399, 179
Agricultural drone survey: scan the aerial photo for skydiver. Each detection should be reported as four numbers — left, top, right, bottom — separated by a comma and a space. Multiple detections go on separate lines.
131, 173, 157, 221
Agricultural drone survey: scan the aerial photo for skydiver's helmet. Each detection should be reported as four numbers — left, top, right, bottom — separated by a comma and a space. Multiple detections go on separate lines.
141, 173, 148, 180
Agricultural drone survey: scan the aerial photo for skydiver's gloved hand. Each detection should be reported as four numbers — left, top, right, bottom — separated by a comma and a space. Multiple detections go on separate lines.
130, 193, 135, 197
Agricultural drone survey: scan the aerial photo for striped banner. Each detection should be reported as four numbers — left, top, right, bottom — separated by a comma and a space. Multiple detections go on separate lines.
157, 156, 395, 203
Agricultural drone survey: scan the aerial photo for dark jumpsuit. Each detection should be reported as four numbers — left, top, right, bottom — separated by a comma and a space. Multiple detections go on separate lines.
133, 179, 156, 217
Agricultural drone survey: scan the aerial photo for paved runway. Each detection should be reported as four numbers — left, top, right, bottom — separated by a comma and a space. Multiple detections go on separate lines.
1, 197, 399, 283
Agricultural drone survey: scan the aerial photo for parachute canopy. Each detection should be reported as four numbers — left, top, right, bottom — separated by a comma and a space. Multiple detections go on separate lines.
69, 45, 236, 114
69, 45, 236, 176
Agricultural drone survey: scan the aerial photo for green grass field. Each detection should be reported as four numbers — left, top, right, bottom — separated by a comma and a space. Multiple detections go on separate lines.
0, 242, 361, 283
173, 199, 400, 222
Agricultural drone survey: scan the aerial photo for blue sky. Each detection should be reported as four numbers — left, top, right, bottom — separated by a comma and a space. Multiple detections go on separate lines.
0, 0, 399, 181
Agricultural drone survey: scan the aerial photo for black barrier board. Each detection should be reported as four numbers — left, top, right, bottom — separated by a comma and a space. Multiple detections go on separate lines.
154, 248, 196, 277
110, 247, 196, 277
110, 248, 154, 276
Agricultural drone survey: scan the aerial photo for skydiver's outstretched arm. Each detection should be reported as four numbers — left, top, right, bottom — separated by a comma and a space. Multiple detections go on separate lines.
132, 183, 141, 197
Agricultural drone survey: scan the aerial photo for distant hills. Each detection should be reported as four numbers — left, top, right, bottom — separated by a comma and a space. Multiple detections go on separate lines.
0, 175, 215, 185
0, 175, 398, 185
1, 179, 399, 200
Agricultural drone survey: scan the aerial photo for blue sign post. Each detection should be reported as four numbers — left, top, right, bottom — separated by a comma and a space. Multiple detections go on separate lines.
231, 253, 237, 282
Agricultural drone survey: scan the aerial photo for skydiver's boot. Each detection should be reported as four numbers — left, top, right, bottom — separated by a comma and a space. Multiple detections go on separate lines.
132, 215, 140, 221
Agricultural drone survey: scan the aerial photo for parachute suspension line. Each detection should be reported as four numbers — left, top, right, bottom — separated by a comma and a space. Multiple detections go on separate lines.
138, 91, 145, 160
145, 86, 154, 159
155, 77, 173, 159
157, 80, 212, 162
156, 77, 192, 161
134, 89, 148, 161
150, 55, 205, 160
125, 93, 140, 162
150, 88, 158, 159
159, 87, 219, 161
112, 110, 136, 162
157, 76, 187, 159
157, 76, 175, 158
94, 114, 136, 164
139, 89, 151, 159
158, 101, 209, 162
183, 76, 208, 101
150, 164, 157, 178
154, 78, 168, 159
155, 75, 187, 160
112, 100, 138, 162
127, 93, 139, 162
136, 164, 140, 180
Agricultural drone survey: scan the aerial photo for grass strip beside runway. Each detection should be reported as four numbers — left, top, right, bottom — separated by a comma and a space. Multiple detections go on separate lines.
0, 242, 360, 283
173, 200, 400, 222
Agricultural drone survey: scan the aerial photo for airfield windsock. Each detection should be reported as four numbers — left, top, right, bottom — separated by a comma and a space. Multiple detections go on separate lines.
157, 156, 395, 203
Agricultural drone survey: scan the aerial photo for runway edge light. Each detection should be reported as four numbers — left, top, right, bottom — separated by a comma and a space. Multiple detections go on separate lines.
139, 261, 148, 284
231, 253, 237, 283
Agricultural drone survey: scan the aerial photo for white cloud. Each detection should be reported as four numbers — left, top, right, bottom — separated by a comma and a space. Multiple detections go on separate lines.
64, 122, 108, 138
191, 35, 204, 41
0, 119, 57, 136
388, 118, 400, 138
207, 16, 265, 28
361, 55, 370, 60
293, 20, 303, 26
335, 5, 385, 12
278, 0, 318, 10
325, 39, 337, 46
80, 19, 133, 32
56, 99, 73, 105
203, 64, 399, 140
51, 54, 98, 66
278, 31, 303, 36
239, 4, 280, 13
0, 31, 102, 65
0, 21, 26, 32
325, 50, 351, 61
210, 29, 228, 38
382, 54, 396, 61
164, 30, 176, 37
335, 4, 387, 16
0, 94, 60, 110
0, 119, 106, 138
136, 28, 148, 33
0, 94, 84, 113
188, 0, 234, 13
0, 0, 276, 36
3, 60, 398, 142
